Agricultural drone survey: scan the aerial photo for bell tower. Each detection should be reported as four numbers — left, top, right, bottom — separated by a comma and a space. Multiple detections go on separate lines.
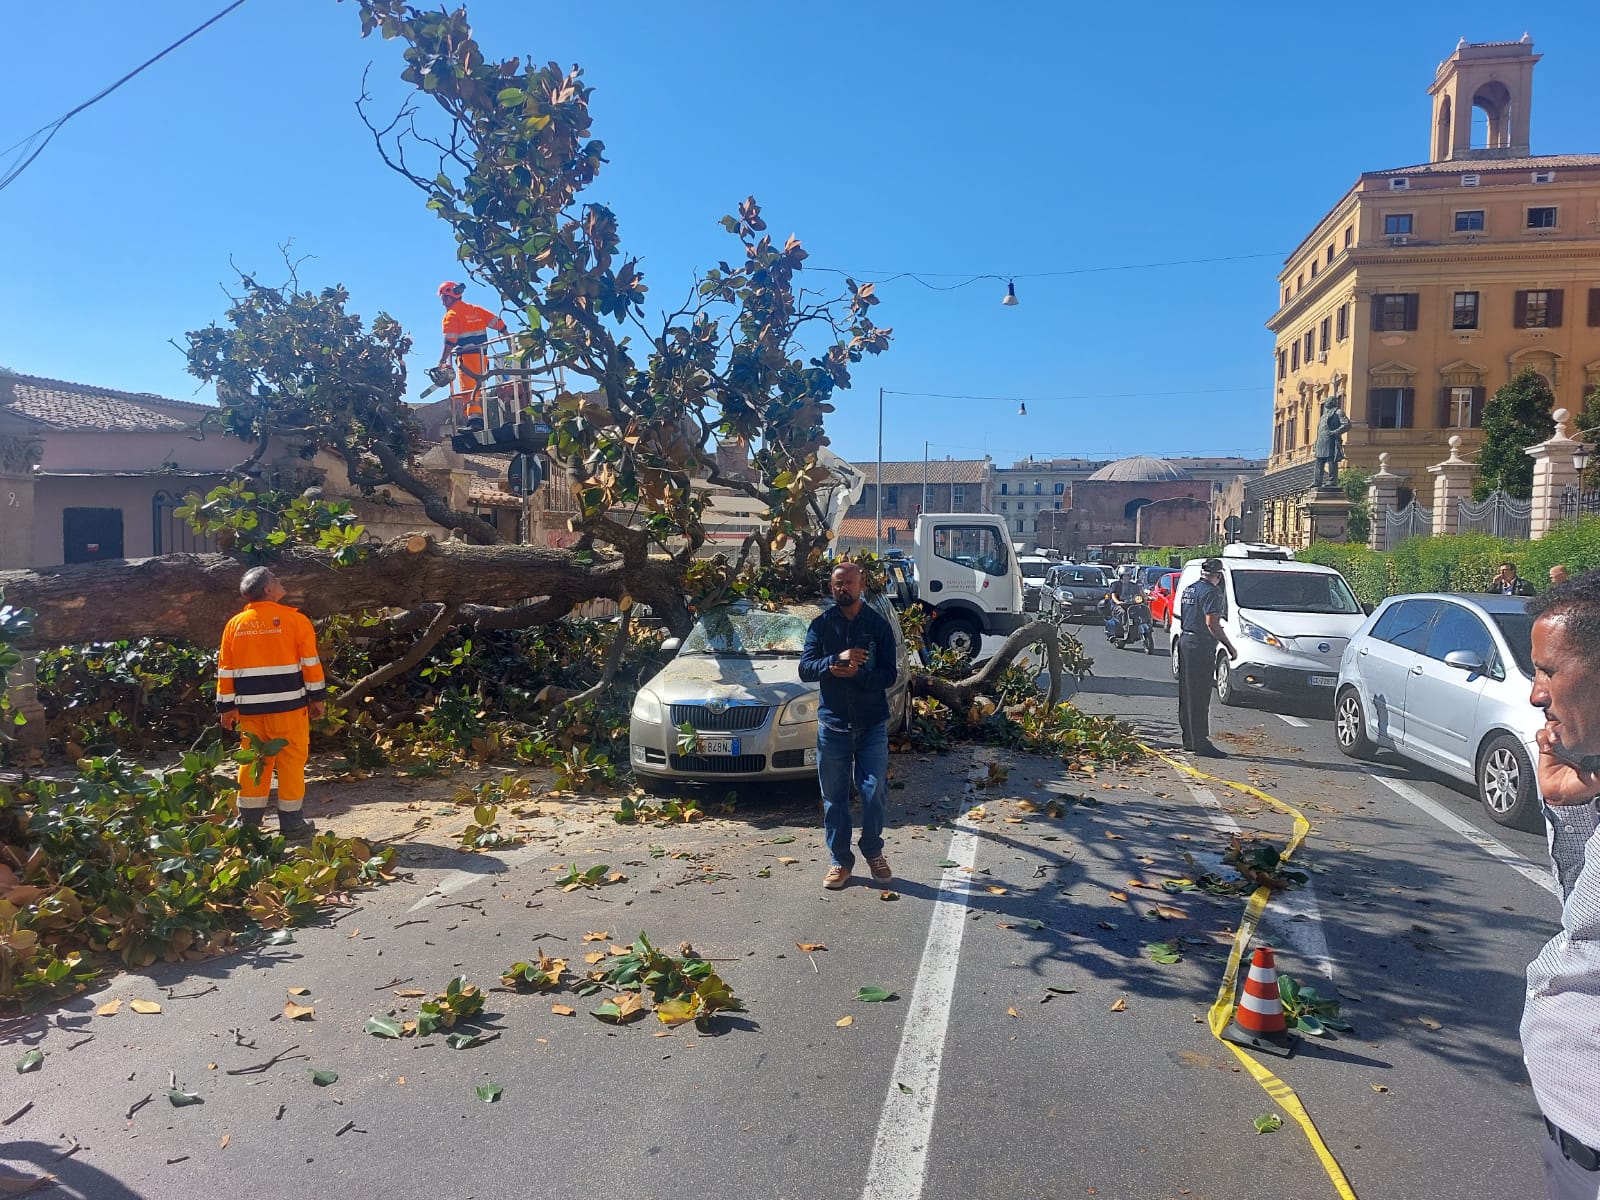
1427, 35, 1539, 163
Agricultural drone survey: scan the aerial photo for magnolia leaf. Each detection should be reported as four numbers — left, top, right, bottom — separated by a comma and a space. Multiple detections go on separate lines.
1108, 890, 1128, 901
592, 993, 646, 1024
855, 986, 897, 1003
264, 930, 295, 946
1146, 942, 1182, 965
1418, 1015, 1443, 1031
796, 943, 828, 953
96, 999, 122, 1017
1370, 1083, 1389, 1093
310, 1069, 338, 1087
654, 997, 696, 1026
1006, 1007, 1019, 1018
1109, 997, 1128, 1012
364, 1015, 404, 1039
1295, 1013, 1326, 1037
880, 890, 900, 901
445, 1031, 483, 1049
287, 986, 310, 996
1046, 985, 1078, 995
395, 988, 426, 998
283, 1000, 316, 1021
985, 885, 1008, 896
777, 857, 799, 865
1153, 904, 1188, 920
896, 1082, 912, 1094
937, 859, 959, 868
129, 999, 162, 1015
550, 1003, 575, 1016
771, 836, 795, 845
16, 1050, 43, 1073
582, 931, 609, 942
475, 1083, 503, 1103
168, 1089, 204, 1107
1253, 1114, 1283, 1134
836, 1015, 854, 1028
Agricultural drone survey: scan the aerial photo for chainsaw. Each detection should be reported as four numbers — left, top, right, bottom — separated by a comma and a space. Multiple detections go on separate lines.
418, 364, 457, 399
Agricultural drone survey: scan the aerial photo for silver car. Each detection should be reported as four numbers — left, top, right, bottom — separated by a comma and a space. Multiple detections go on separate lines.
629, 597, 911, 783
1333, 593, 1542, 830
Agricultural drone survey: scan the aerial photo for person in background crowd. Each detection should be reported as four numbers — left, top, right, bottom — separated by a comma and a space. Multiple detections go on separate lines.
1550, 564, 1571, 588
1521, 568, 1600, 1198
1489, 561, 1538, 596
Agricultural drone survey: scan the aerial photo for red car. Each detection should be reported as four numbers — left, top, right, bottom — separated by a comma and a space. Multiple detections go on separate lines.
1148, 571, 1180, 628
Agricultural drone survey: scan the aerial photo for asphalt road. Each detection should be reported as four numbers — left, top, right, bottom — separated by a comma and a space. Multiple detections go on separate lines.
1, 627, 1561, 1200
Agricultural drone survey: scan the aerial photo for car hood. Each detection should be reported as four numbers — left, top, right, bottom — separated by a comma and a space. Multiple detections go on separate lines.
644, 654, 814, 706
1239, 608, 1365, 651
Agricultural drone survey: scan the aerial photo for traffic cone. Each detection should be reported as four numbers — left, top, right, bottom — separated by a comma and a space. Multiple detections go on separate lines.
1220, 945, 1297, 1057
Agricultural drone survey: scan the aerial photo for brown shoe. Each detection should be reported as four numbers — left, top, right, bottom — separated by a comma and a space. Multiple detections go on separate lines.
867, 855, 892, 883
823, 865, 850, 890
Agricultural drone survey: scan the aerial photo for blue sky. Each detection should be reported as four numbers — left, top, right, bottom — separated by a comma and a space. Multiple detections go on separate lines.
3, 2, 1597, 468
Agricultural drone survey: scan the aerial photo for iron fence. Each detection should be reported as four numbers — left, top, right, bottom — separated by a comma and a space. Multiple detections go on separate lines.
1385, 502, 1433, 544
1458, 490, 1531, 540
1558, 488, 1600, 523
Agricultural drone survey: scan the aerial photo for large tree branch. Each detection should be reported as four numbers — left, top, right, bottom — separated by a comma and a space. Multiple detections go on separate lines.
910, 620, 1063, 710
558, 607, 633, 711
366, 441, 503, 545
337, 601, 459, 708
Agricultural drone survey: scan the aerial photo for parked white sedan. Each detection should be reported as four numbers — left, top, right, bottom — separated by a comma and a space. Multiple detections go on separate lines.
629, 597, 911, 783
1333, 593, 1542, 830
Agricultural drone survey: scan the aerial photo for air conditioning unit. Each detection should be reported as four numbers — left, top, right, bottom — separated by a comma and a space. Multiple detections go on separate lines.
1390, 177, 1410, 191
1461, 174, 1481, 187
1317, 351, 1329, 364
1533, 170, 1556, 183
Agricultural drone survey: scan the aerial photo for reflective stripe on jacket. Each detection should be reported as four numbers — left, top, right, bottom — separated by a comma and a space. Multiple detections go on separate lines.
441, 301, 507, 352
216, 601, 326, 716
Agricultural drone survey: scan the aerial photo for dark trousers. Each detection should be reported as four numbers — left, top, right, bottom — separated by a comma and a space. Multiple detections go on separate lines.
1542, 1129, 1600, 1199
1177, 640, 1215, 750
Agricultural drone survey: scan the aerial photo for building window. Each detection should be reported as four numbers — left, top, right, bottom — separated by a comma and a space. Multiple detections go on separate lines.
1319, 317, 1331, 354
1336, 304, 1349, 342
1445, 386, 1482, 428
1371, 293, 1419, 332
1343, 225, 1354, 248
1589, 288, 1600, 327
1033, 481, 1042, 495
1285, 413, 1297, 448
1053, 501, 1061, 510
887, 526, 898, 546
1452, 291, 1480, 330
1291, 341, 1300, 372
1273, 424, 1283, 455
999, 501, 1007, 511
883, 486, 898, 508
1454, 210, 1485, 232
999, 482, 1007, 495
952, 484, 966, 506
1302, 330, 1314, 362
1296, 273, 1304, 291
1326, 245, 1334, 266
1368, 387, 1415, 429
1384, 213, 1414, 236
1311, 260, 1318, 278
1518, 289, 1564, 329
1035, 501, 1044, 510
1527, 206, 1558, 230
1277, 349, 1287, 380
1053, 482, 1064, 495
1283, 286, 1291, 305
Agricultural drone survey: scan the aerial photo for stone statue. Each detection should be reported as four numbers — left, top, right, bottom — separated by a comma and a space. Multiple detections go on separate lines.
1312, 391, 1351, 489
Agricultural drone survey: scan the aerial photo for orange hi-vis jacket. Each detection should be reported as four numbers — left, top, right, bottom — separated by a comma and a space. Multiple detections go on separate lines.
215, 600, 327, 717
441, 301, 507, 364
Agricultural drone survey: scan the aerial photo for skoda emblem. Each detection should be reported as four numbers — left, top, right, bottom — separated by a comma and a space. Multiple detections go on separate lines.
1317, 642, 1331, 654
705, 697, 730, 714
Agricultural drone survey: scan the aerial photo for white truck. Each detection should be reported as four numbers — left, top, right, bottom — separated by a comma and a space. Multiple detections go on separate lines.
903, 513, 1027, 656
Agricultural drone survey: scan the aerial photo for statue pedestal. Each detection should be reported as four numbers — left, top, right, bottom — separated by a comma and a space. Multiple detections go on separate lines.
1304, 489, 1354, 544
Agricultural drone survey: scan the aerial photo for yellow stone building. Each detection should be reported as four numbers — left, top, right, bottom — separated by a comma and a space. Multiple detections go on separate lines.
1254, 37, 1600, 544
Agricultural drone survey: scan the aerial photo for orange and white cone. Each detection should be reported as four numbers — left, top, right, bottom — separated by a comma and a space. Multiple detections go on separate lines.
1220, 944, 1297, 1057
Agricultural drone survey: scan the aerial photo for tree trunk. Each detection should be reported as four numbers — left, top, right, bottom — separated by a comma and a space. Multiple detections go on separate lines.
910, 620, 1063, 710
0, 535, 692, 648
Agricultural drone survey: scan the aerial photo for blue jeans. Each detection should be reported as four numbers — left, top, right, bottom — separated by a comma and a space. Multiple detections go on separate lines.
816, 720, 889, 869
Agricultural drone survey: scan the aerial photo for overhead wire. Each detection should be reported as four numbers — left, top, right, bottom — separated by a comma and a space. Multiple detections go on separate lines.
809, 251, 1285, 292
0, 0, 250, 195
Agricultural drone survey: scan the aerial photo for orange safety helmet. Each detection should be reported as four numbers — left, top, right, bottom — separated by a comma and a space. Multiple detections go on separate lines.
437, 281, 466, 300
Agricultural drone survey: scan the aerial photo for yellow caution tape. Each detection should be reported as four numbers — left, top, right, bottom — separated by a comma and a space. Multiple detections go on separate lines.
1145, 745, 1359, 1200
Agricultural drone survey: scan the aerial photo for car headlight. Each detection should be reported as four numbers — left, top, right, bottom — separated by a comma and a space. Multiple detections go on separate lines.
780, 693, 820, 726
1239, 618, 1285, 648
631, 689, 663, 723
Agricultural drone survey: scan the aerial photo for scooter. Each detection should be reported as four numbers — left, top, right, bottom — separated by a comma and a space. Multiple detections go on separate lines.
1103, 592, 1156, 654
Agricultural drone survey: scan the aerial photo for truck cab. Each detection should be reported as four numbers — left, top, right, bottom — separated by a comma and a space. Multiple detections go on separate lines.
912, 513, 1026, 656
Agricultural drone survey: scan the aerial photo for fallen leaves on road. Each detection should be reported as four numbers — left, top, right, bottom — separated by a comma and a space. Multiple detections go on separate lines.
283, 1000, 315, 1021
797, 943, 827, 953
836, 1015, 853, 1027
1253, 1114, 1283, 1134
1418, 1016, 1443, 1031
1006, 1007, 1019, 1018
1370, 1083, 1389, 1093
475, 1083, 503, 1103
309, 1069, 338, 1087
1108, 890, 1129, 902
95, 999, 121, 1017
550, 1004, 575, 1017
15, 1051, 42, 1074
582, 931, 609, 942
856, 986, 897, 1003
129, 999, 162, 1015
1109, 997, 1128, 1012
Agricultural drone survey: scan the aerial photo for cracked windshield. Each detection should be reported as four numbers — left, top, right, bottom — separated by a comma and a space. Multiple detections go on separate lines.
4, 4, 1600, 1199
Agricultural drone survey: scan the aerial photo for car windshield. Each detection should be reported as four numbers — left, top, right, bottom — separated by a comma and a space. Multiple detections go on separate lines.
1020, 561, 1050, 579
1059, 569, 1105, 587
1230, 570, 1361, 615
1492, 612, 1535, 677
681, 606, 819, 656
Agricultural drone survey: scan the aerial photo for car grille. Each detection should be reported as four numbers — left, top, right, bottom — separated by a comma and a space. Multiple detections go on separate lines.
670, 704, 770, 732
668, 753, 767, 773
772, 749, 809, 769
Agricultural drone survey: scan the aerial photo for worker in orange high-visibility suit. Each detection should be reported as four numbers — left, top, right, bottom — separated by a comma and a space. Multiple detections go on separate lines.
436, 280, 508, 432
216, 567, 327, 841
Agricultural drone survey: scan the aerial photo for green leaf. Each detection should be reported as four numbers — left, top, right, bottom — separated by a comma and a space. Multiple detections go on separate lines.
445, 1031, 483, 1050
309, 1069, 338, 1086
1293, 1013, 1326, 1037
1253, 1113, 1283, 1135
264, 930, 296, 946
16, 1050, 43, 1073
855, 986, 897, 1003
364, 1015, 404, 1039
496, 87, 526, 106
937, 859, 959, 868
771, 836, 795, 845
168, 1089, 204, 1107
476, 1083, 503, 1103
897, 1082, 913, 1094
1145, 942, 1182, 964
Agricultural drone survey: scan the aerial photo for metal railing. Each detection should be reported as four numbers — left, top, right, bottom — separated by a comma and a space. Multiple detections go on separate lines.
439, 333, 563, 454
1558, 488, 1600, 523
1385, 502, 1433, 543
1458, 490, 1532, 540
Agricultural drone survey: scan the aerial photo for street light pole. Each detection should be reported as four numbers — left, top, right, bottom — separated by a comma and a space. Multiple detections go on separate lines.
875, 386, 883, 557
922, 441, 929, 514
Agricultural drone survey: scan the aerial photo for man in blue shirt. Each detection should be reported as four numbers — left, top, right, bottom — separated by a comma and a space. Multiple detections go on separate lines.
799, 562, 900, 890
1177, 558, 1238, 759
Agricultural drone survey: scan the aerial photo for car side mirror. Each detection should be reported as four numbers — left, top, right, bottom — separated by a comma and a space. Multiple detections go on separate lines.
660, 637, 682, 654
1443, 649, 1483, 673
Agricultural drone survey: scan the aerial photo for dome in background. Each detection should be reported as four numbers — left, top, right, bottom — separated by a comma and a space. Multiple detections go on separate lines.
1085, 455, 1192, 483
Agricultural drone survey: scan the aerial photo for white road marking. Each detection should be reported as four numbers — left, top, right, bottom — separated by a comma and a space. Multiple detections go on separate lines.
1368, 774, 1557, 899
407, 843, 546, 912
1185, 785, 1336, 982
860, 822, 980, 1200
1278, 714, 1310, 729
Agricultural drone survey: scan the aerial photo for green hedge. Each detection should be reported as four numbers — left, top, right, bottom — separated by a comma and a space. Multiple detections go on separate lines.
1296, 516, 1600, 605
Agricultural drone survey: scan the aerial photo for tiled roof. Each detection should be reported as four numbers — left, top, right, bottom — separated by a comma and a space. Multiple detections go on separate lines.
0, 372, 214, 432
1368, 154, 1600, 177
837, 516, 914, 540
850, 459, 991, 486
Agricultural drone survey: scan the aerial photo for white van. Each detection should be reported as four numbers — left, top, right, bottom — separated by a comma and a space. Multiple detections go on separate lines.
1168, 556, 1367, 705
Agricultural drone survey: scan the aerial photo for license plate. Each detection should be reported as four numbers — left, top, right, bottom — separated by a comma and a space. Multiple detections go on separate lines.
699, 736, 739, 755
1308, 675, 1337, 687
